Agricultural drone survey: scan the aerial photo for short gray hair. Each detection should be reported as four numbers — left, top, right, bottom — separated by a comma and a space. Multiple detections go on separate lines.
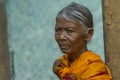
56, 2, 93, 28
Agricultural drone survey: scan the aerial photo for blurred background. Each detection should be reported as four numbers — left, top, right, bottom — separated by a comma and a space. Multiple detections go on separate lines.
1, 0, 104, 80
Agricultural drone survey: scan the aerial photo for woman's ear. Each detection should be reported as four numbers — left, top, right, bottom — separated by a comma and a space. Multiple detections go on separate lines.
85, 28, 94, 42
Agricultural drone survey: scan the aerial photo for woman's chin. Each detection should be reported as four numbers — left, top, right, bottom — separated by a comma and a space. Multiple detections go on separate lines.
60, 49, 71, 54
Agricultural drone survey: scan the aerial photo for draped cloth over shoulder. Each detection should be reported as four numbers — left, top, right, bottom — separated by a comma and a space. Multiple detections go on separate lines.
55, 51, 112, 80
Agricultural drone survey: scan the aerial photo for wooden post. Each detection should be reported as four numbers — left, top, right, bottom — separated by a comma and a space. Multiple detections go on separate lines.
0, 3, 10, 80
103, 0, 120, 80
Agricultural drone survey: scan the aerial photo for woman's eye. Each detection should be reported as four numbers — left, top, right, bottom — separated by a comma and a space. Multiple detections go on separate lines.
55, 29, 61, 33
67, 29, 75, 33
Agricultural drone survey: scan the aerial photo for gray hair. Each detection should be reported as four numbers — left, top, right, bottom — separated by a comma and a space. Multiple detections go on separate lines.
56, 2, 93, 28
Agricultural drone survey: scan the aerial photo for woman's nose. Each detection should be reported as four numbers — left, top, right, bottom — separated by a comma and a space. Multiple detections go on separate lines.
60, 32, 67, 40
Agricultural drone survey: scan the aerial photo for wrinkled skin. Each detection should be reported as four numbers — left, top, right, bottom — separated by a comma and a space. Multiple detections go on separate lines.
55, 17, 93, 61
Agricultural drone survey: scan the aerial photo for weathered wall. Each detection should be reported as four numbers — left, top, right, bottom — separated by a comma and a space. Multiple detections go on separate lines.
0, 3, 10, 80
2, 0, 119, 80
1, 0, 120, 80
104, 0, 120, 80
6, 0, 104, 80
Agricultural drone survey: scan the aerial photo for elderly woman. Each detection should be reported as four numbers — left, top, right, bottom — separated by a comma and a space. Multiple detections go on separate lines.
53, 2, 112, 80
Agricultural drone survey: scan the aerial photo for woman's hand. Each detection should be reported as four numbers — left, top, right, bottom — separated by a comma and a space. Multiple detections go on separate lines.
53, 59, 66, 77
63, 73, 77, 80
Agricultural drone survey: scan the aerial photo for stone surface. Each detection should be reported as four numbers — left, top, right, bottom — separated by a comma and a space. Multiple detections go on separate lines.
0, 2, 10, 80
104, 0, 120, 80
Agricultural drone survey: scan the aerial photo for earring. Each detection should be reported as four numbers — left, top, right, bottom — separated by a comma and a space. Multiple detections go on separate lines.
85, 38, 89, 41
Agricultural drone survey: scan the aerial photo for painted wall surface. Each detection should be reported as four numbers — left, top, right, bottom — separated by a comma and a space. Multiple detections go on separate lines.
6, 0, 104, 80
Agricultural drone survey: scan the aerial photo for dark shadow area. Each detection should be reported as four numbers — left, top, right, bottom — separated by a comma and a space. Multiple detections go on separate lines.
0, 2, 10, 80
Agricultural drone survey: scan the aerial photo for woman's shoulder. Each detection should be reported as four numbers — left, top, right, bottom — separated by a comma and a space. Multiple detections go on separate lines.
80, 50, 102, 62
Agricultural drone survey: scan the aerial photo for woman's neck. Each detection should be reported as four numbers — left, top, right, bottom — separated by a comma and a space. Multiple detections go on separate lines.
68, 47, 88, 64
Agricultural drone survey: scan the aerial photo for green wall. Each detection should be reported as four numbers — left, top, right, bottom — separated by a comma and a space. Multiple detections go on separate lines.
6, 0, 104, 80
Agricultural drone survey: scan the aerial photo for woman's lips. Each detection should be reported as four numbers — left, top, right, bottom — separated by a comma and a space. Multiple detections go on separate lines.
59, 45, 70, 49
58, 44, 70, 53
58, 41, 70, 50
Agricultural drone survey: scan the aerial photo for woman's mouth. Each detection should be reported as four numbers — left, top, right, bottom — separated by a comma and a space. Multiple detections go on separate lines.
59, 45, 70, 49
60, 45, 68, 48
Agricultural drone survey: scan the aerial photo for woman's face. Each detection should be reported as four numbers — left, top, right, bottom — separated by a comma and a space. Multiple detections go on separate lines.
55, 18, 88, 55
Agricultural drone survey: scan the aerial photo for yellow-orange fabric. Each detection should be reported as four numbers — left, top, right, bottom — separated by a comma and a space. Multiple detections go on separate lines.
55, 51, 112, 80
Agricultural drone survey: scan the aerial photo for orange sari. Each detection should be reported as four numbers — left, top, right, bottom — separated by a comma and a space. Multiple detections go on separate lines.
54, 51, 112, 80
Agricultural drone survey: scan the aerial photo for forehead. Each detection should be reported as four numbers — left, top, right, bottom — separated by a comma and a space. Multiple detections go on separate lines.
56, 17, 82, 28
